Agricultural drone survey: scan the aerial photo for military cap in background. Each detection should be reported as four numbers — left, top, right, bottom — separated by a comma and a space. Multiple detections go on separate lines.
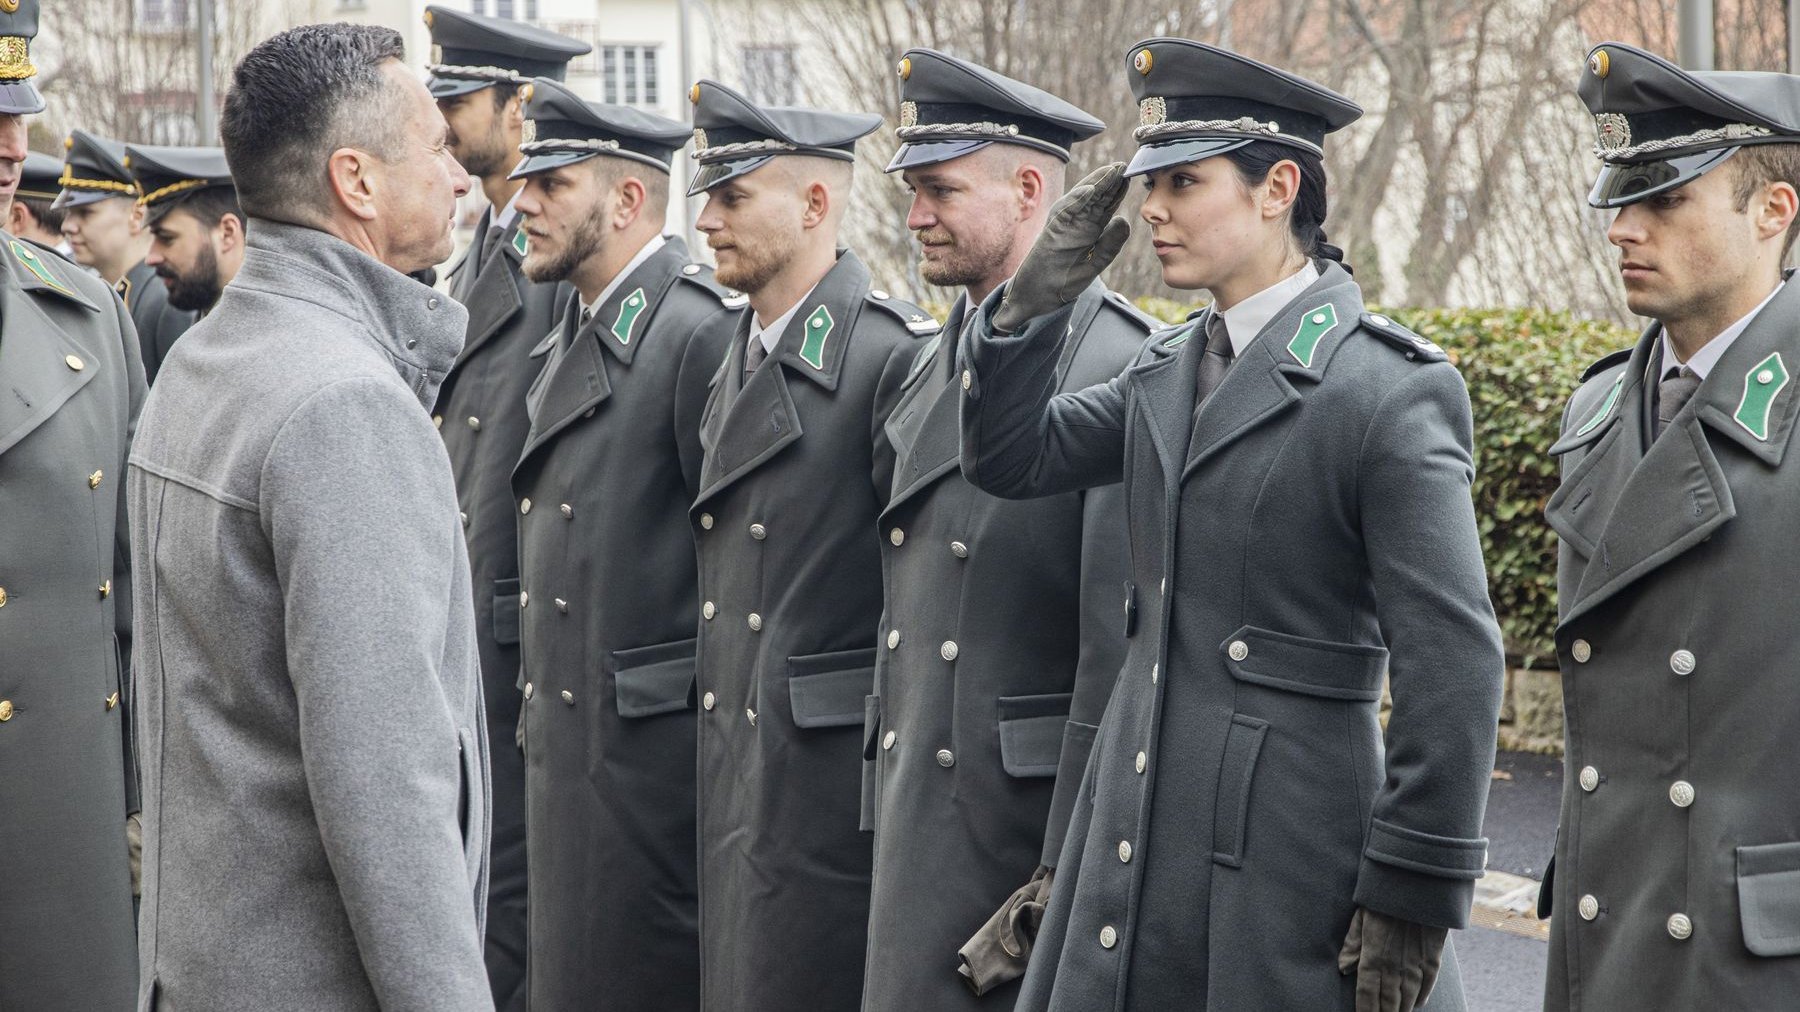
1580, 42, 1800, 208
886, 47, 1105, 171
685, 78, 882, 194
423, 4, 592, 99
17, 150, 59, 201
55, 129, 135, 209
0, 0, 44, 116
125, 144, 233, 222
1123, 37, 1362, 177
509, 77, 691, 178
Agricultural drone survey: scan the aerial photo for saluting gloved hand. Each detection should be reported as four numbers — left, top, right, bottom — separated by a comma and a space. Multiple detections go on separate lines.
992, 162, 1133, 335
1337, 906, 1448, 1012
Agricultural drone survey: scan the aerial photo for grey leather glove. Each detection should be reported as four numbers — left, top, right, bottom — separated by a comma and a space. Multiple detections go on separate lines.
127, 812, 143, 898
957, 864, 1055, 995
992, 162, 1133, 334
1337, 906, 1448, 1012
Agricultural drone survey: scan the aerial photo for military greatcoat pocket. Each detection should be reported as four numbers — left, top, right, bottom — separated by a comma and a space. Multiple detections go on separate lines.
611, 638, 698, 719
1738, 840, 1800, 956
786, 647, 877, 729
1212, 714, 1270, 868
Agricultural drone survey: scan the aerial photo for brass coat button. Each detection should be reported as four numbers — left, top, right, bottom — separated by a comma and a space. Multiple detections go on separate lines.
555, 598, 568, 613
0, 586, 8, 607
0, 699, 13, 721
105, 691, 120, 711
433, 414, 443, 429
1668, 913, 1693, 940
1118, 840, 1133, 863
89, 469, 103, 489
1579, 766, 1599, 791
99, 579, 111, 598
746, 709, 757, 726
524, 682, 534, 700
1670, 780, 1695, 808
467, 416, 481, 430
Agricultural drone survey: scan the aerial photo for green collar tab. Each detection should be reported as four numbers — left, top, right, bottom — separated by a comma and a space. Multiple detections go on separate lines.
1287, 303, 1338, 368
799, 305, 834, 370
1575, 375, 1625, 437
611, 287, 647, 346
11, 240, 71, 294
1734, 352, 1789, 441
512, 227, 529, 257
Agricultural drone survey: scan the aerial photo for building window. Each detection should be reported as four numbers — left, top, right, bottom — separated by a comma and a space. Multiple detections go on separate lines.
482, 0, 536, 18
600, 45, 659, 106
135, 0, 192, 32
741, 46, 796, 107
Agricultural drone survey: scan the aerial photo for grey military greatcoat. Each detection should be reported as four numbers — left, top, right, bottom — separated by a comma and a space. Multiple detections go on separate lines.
692, 249, 932, 1011
1542, 279, 1800, 1009
862, 281, 1147, 1011
513, 237, 738, 1009
437, 202, 567, 1004
122, 257, 195, 385
0, 236, 143, 1011
960, 262, 1504, 1010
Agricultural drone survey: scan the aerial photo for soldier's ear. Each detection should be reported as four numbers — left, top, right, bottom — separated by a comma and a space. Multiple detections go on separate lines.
326, 147, 379, 222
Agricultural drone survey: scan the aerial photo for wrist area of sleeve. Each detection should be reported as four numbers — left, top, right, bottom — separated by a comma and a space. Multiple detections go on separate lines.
1354, 818, 1487, 930
964, 294, 1078, 404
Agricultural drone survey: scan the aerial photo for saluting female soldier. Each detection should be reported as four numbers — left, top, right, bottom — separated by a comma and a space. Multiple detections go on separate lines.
956, 38, 1505, 1012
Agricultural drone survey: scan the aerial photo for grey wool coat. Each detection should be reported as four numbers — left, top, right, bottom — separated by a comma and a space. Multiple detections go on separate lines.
127, 220, 493, 1012
862, 281, 1149, 1012
960, 262, 1504, 1011
121, 257, 196, 386
1542, 277, 1800, 1009
0, 235, 144, 1011
513, 236, 739, 1010
692, 248, 934, 1011
438, 202, 568, 1010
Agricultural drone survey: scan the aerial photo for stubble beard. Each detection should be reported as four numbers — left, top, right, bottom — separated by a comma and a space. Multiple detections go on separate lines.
522, 202, 611, 286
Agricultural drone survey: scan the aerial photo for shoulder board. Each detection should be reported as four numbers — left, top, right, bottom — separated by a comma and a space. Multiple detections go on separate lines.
902, 333, 944, 386
864, 289, 941, 336
1359, 311, 1447, 363
1102, 290, 1160, 333
1147, 323, 1193, 357
1581, 347, 1633, 382
674, 262, 746, 309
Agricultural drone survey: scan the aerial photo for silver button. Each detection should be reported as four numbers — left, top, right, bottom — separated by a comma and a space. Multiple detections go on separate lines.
1670, 780, 1695, 808
961, 369, 972, 391
561, 690, 575, 705
1151, 663, 1158, 684
887, 629, 900, 649
1228, 640, 1249, 662
749, 523, 767, 540
467, 416, 481, 430
1670, 649, 1696, 676
871, 289, 890, 300
1135, 751, 1147, 774
682, 264, 701, 276
523, 682, 534, 700
940, 640, 958, 661
1572, 639, 1592, 663
1099, 925, 1118, 949
427, 296, 440, 310
1668, 913, 1693, 940
520, 498, 533, 515
520, 592, 529, 608
1579, 766, 1599, 792
1159, 577, 1165, 594
890, 527, 905, 546
702, 691, 716, 711
1578, 894, 1600, 921
1118, 840, 1133, 863
936, 749, 955, 767
460, 511, 469, 528
560, 503, 573, 519
748, 613, 763, 632
699, 513, 714, 530
703, 601, 716, 620
555, 598, 568, 613
949, 541, 968, 558
882, 730, 896, 750
1370, 314, 1391, 327
746, 709, 757, 725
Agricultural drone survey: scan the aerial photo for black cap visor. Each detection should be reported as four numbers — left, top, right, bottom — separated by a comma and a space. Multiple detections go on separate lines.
1125, 136, 1255, 177
688, 155, 774, 196
509, 149, 597, 179
429, 76, 498, 100
885, 138, 996, 173
1588, 147, 1740, 208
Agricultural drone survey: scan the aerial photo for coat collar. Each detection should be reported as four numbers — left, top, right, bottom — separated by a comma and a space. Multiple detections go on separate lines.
761, 248, 869, 392
0, 250, 103, 456
234, 218, 468, 408
695, 309, 804, 504
455, 216, 530, 366
585, 236, 691, 366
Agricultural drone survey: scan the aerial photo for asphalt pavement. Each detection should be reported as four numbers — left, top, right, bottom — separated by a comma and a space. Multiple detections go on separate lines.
1456, 750, 1563, 1011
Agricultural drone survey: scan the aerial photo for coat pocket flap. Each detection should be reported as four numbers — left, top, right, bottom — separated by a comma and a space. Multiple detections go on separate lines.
492, 577, 522, 646
998, 693, 1074, 778
612, 638, 697, 719
787, 648, 877, 728
1738, 841, 1800, 956
1221, 626, 1388, 701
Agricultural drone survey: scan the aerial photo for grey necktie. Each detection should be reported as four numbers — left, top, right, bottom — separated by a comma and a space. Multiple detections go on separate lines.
1656, 365, 1701, 440
1195, 311, 1235, 411
744, 335, 769, 381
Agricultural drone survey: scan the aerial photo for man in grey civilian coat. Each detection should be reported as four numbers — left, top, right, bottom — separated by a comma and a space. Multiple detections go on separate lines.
508, 78, 741, 1010
1542, 43, 1800, 1010
686, 79, 936, 1011
863, 48, 1151, 1011
126, 25, 493, 1011
0, 4, 144, 1005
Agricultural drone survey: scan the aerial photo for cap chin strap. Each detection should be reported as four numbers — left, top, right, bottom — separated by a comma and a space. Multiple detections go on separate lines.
1596, 121, 1773, 160
427, 63, 527, 85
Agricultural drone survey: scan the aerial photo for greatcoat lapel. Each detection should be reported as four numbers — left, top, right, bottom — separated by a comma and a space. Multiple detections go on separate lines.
0, 244, 103, 456
455, 217, 526, 366
447, 205, 492, 305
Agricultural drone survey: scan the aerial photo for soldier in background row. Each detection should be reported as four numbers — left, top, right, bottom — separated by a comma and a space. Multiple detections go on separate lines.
863, 48, 1151, 1011
11, 150, 68, 253
126, 144, 242, 316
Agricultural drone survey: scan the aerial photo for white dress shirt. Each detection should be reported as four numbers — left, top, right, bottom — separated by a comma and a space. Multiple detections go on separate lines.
1659, 282, 1785, 380
578, 235, 670, 323
748, 282, 822, 360
1216, 262, 1322, 357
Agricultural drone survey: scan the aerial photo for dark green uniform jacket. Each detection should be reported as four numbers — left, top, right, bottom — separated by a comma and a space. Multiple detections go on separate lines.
960, 262, 1503, 1010
438, 203, 568, 1010
861, 281, 1148, 1011
692, 249, 932, 1011
1543, 278, 1800, 1009
0, 237, 144, 1009
123, 258, 195, 385
513, 237, 739, 1010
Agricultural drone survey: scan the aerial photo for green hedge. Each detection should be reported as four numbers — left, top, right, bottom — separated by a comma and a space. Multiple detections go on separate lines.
1127, 298, 1636, 665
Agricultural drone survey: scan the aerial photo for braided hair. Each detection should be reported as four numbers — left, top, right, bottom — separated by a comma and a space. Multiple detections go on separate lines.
1222, 141, 1346, 268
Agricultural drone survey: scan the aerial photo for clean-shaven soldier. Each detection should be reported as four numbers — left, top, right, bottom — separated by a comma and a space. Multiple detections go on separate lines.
127, 25, 493, 1010
0, 3, 145, 1006
508, 78, 741, 1011
1542, 43, 1800, 1010
126, 144, 243, 315
423, 11, 588, 1003
864, 48, 1151, 1010
56, 129, 195, 384
687, 79, 937, 1011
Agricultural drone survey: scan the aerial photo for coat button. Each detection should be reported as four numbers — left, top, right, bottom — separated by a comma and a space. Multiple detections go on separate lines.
1151, 663, 1158, 684
746, 709, 757, 725
561, 690, 575, 705
0, 586, 8, 607
1228, 640, 1249, 661
1579, 766, 1599, 791
1118, 840, 1133, 863
883, 730, 896, 750
467, 416, 481, 430
682, 264, 701, 276
748, 613, 763, 632
887, 629, 900, 649
702, 691, 716, 710
0, 699, 12, 721
1667, 913, 1693, 940
1099, 925, 1118, 949
99, 580, 112, 598
1670, 649, 1696, 676
460, 511, 470, 528
940, 640, 958, 661
1572, 639, 1592, 663
890, 527, 905, 546
65, 354, 84, 371
871, 289, 890, 300
961, 369, 972, 391
1670, 780, 1696, 808
749, 523, 767, 540
433, 414, 444, 429
700, 513, 714, 530
1159, 578, 1165, 595
1578, 894, 1600, 921
1135, 751, 1147, 774
520, 592, 529, 608
950, 541, 968, 558
936, 749, 955, 767
106, 691, 120, 711
89, 469, 103, 489
703, 602, 716, 620
524, 682, 534, 700
555, 598, 568, 613
560, 503, 574, 519
520, 498, 532, 515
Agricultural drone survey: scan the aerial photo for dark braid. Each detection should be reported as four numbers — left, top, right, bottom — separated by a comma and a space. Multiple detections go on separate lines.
1221, 141, 1347, 270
